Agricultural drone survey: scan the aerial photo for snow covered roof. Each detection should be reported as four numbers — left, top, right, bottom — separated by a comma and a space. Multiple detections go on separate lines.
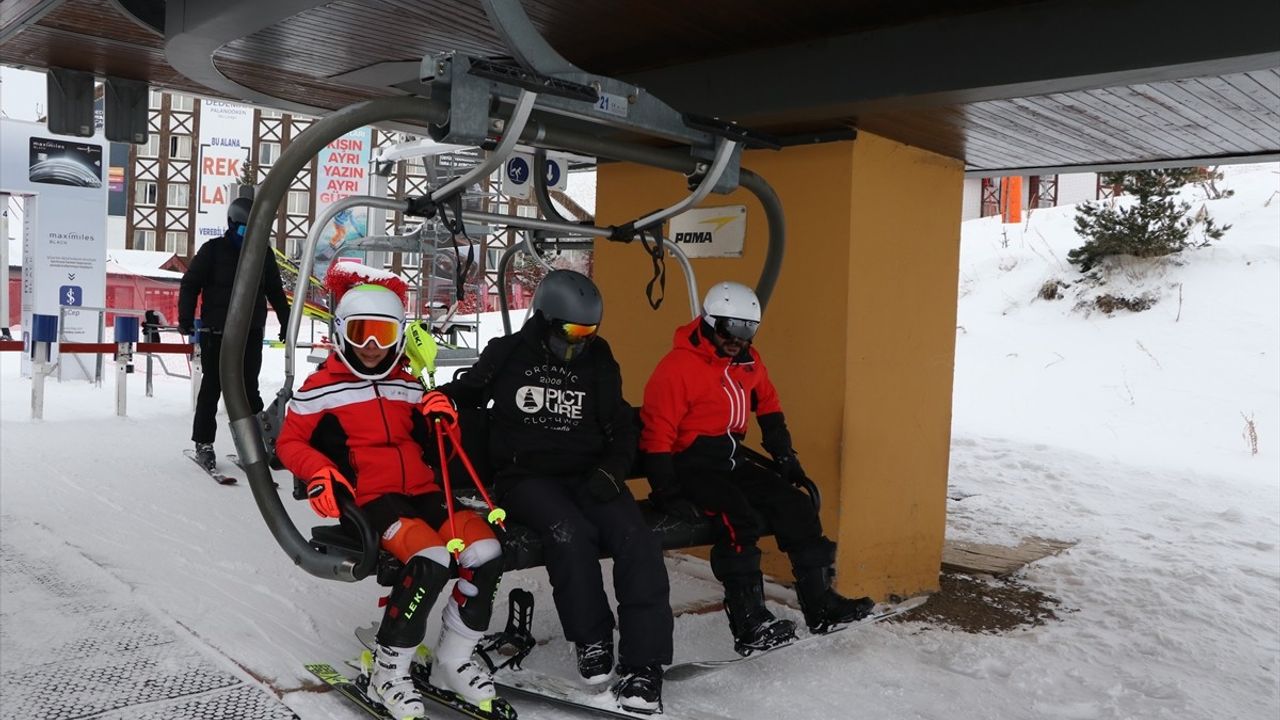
106, 249, 184, 280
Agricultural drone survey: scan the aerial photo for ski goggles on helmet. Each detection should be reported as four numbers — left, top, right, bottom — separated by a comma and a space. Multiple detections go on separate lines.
711, 316, 759, 341
340, 315, 403, 349
551, 320, 599, 345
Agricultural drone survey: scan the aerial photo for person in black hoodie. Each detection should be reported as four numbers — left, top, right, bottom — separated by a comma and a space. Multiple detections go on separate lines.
433, 270, 671, 714
178, 197, 289, 470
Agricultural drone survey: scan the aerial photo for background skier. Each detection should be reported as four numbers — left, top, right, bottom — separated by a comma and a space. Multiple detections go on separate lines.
177, 196, 289, 470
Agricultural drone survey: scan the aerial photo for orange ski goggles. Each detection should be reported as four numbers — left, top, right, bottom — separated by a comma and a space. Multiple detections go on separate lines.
553, 321, 599, 344
341, 315, 404, 349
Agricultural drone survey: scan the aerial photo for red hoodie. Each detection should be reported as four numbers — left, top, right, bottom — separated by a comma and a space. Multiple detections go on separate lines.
276, 355, 438, 505
640, 318, 783, 466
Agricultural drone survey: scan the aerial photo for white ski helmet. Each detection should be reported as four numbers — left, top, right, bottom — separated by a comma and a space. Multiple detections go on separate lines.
333, 284, 406, 380
702, 281, 761, 340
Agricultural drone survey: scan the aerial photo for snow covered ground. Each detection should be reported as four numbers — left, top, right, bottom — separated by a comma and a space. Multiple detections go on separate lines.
1, 164, 1277, 720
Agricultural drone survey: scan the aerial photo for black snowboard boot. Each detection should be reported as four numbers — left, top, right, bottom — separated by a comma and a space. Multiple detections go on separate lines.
193, 442, 216, 470
613, 663, 663, 714
712, 545, 796, 656
790, 541, 875, 634
722, 575, 797, 656
576, 638, 614, 683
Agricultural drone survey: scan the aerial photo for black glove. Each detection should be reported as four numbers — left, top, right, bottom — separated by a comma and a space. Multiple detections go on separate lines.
774, 452, 808, 486
277, 313, 289, 343
579, 467, 623, 504
644, 452, 703, 522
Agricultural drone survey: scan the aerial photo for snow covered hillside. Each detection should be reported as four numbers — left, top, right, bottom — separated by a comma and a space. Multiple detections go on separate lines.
1, 164, 1277, 720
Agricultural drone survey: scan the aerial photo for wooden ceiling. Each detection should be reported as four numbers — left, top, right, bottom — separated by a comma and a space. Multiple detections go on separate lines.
3, 0, 1278, 174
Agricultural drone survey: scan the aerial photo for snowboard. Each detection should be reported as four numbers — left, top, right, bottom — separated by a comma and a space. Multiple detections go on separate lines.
355, 622, 734, 720
183, 449, 236, 485
663, 595, 928, 682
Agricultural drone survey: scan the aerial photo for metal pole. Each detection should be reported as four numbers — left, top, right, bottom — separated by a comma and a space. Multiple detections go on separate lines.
116, 342, 129, 417
0, 195, 9, 339
31, 343, 47, 420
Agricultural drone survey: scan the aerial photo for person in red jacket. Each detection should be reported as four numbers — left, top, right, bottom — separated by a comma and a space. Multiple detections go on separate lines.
276, 263, 503, 720
640, 281, 874, 656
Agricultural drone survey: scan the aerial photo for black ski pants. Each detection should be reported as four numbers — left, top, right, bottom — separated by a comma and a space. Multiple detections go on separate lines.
503, 475, 674, 668
675, 456, 826, 561
192, 328, 264, 443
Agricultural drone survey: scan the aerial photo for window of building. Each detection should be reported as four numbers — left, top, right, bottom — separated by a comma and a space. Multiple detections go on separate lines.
286, 190, 309, 215
258, 141, 280, 166
170, 94, 194, 112
149, 90, 163, 109
166, 231, 189, 256
139, 134, 160, 158
166, 183, 189, 208
260, 108, 282, 119
169, 134, 191, 160
133, 230, 156, 251
135, 181, 158, 205
405, 155, 427, 174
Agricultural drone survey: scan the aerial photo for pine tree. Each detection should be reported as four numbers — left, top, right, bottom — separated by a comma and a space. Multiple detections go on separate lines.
1068, 168, 1230, 272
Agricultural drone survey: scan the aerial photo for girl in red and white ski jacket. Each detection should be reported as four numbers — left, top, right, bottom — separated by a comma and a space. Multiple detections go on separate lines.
276, 355, 437, 505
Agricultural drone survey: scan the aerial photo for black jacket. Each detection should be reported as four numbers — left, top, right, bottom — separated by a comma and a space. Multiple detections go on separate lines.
440, 314, 637, 493
178, 229, 289, 332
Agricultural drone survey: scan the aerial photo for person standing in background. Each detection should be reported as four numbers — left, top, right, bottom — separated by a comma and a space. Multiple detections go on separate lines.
178, 196, 289, 470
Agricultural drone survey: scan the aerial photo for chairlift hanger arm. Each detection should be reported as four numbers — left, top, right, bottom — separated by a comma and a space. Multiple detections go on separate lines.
227, 78, 787, 581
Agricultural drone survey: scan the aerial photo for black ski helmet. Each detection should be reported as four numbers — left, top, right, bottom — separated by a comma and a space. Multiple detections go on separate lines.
532, 270, 603, 325
227, 197, 252, 229
532, 270, 603, 362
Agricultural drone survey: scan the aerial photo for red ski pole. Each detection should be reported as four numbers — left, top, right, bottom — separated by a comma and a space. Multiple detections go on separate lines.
433, 418, 464, 556
442, 421, 506, 530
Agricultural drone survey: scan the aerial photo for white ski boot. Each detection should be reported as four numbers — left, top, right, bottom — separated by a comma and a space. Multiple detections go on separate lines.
431, 621, 497, 711
366, 643, 426, 719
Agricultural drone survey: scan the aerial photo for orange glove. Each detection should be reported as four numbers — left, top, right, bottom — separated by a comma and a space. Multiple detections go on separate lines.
419, 390, 458, 425
306, 467, 354, 518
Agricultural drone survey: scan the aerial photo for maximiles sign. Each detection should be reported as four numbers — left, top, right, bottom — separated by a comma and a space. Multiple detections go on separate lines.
196, 101, 253, 244
666, 205, 747, 258
0, 118, 108, 381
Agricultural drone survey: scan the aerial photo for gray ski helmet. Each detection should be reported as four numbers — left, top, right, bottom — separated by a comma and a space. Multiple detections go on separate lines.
532, 270, 603, 325
532, 270, 603, 362
227, 197, 252, 229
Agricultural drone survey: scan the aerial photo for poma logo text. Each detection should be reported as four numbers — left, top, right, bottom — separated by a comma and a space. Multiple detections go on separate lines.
674, 231, 713, 243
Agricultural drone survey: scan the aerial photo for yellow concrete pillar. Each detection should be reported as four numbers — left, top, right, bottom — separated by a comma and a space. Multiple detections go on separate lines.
594, 132, 963, 600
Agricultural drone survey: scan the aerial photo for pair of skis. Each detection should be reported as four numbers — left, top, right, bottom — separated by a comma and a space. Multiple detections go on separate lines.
306, 648, 517, 720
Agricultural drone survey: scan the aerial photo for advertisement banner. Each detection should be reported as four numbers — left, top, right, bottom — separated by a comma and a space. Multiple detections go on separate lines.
196, 101, 253, 245
313, 127, 372, 278
1, 118, 108, 380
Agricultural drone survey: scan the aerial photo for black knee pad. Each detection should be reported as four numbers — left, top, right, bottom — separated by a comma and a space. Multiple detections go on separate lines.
377, 555, 451, 648
458, 557, 504, 632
